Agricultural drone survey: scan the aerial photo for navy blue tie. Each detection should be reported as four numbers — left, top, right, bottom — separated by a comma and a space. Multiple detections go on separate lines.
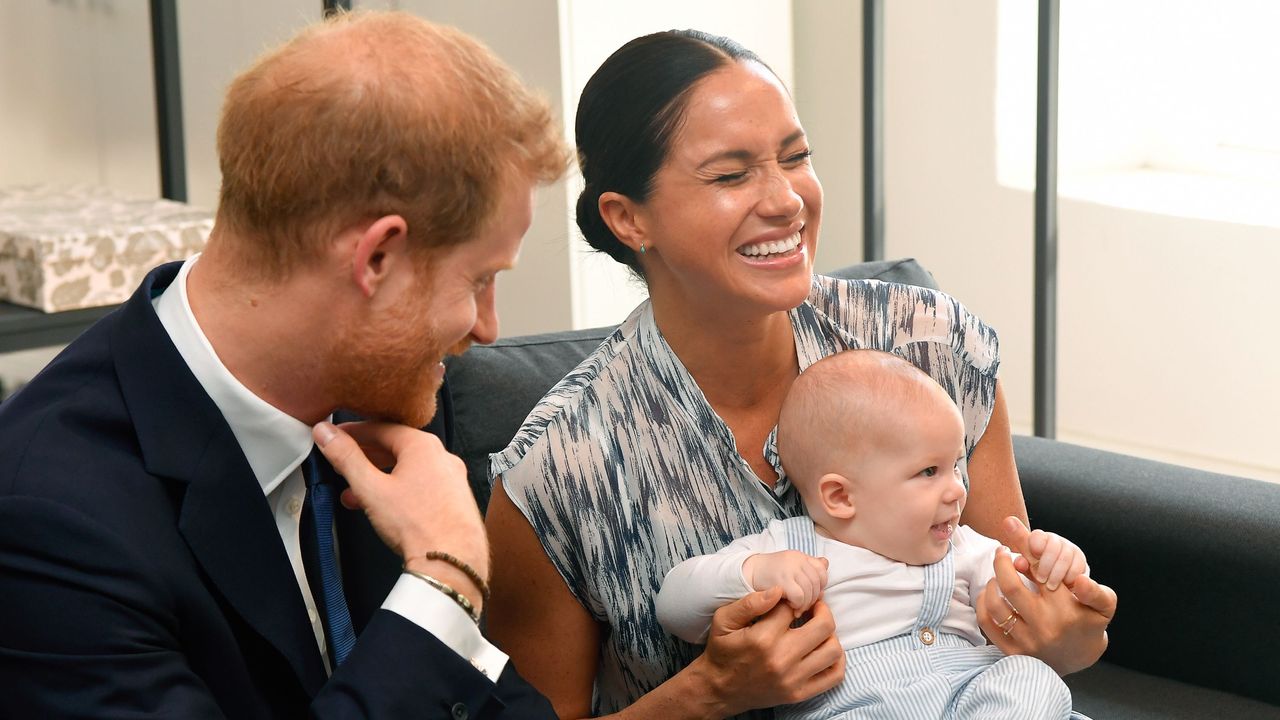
305, 449, 357, 666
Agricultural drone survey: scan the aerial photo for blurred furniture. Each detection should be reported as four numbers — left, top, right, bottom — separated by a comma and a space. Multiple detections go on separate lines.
0, 301, 114, 354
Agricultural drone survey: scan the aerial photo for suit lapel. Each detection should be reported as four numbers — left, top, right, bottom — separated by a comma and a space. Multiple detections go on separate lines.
110, 264, 327, 696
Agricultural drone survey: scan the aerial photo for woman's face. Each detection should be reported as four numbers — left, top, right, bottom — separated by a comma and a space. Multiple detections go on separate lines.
635, 60, 823, 318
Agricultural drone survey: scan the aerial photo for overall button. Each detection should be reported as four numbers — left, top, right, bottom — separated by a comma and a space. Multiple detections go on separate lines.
919, 627, 935, 645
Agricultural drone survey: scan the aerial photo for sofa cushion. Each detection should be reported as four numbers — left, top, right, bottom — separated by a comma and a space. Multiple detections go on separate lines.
1015, 435, 1280, 709
445, 258, 939, 508
1065, 662, 1280, 720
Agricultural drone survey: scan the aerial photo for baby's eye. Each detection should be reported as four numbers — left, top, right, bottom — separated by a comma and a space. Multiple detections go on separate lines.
921, 466, 938, 478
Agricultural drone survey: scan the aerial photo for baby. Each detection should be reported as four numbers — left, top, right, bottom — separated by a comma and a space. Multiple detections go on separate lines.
657, 350, 1094, 720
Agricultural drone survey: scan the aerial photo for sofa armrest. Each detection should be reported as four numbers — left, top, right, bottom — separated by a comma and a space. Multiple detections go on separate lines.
1013, 435, 1280, 706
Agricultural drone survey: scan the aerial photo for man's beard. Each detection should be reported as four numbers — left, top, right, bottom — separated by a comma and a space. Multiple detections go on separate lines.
331, 301, 451, 429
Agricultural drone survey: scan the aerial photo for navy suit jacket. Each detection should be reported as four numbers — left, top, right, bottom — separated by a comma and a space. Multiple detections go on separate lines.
0, 263, 554, 719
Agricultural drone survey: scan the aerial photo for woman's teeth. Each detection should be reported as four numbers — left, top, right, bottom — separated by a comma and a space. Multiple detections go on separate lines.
738, 233, 801, 257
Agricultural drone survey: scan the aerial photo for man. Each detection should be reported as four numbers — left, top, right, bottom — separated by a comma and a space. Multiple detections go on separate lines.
0, 11, 564, 718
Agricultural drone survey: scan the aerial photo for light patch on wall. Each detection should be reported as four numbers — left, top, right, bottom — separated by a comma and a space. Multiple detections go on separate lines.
995, 0, 1280, 229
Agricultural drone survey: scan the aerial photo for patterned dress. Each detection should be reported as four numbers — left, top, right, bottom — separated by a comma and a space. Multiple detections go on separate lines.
492, 275, 1000, 717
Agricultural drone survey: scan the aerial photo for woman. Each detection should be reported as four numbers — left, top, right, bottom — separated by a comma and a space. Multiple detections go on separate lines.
485, 29, 1115, 719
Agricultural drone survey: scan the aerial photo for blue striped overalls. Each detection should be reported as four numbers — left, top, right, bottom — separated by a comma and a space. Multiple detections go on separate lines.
775, 517, 1076, 720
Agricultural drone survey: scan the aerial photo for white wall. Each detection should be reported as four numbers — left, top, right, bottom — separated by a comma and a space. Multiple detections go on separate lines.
880, 1, 1280, 482
792, 0, 863, 275
0, 0, 159, 196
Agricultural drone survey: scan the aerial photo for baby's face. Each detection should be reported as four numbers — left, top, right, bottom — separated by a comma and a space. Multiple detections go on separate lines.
834, 402, 968, 565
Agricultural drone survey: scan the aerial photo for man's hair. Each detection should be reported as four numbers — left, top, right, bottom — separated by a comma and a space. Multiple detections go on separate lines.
214, 10, 568, 275
778, 350, 954, 487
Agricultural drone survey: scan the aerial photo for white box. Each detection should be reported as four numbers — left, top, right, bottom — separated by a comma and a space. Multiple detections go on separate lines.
0, 185, 213, 312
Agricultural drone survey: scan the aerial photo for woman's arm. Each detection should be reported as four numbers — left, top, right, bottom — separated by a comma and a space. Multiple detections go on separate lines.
486, 481, 845, 719
486, 481, 598, 718
961, 381, 1116, 675
962, 380, 1029, 542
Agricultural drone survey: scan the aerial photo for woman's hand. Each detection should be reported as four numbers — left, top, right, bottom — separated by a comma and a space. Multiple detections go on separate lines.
976, 520, 1117, 675
689, 588, 845, 717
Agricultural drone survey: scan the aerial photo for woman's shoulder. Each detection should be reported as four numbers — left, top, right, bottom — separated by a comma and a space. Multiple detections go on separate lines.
804, 273, 999, 376
806, 272, 969, 325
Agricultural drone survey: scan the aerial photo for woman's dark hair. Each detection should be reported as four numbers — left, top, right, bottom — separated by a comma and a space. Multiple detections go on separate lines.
574, 30, 766, 277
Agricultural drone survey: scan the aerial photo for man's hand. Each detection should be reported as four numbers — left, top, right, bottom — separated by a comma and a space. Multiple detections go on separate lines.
313, 421, 488, 607
743, 551, 828, 616
691, 589, 845, 717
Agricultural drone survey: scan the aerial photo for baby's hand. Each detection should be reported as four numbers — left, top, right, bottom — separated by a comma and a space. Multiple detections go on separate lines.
1014, 528, 1089, 592
743, 551, 828, 616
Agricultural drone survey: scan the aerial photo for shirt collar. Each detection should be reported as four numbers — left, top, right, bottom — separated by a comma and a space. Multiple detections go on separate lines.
153, 255, 317, 496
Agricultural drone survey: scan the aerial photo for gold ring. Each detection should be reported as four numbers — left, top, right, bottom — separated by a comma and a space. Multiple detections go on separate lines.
1002, 616, 1019, 636
996, 611, 1017, 629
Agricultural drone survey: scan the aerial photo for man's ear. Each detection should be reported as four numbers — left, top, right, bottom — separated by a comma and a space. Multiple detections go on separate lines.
350, 214, 409, 298
598, 191, 648, 254
818, 472, 857, 519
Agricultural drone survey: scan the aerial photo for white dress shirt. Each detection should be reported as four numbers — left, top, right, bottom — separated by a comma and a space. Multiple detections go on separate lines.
154, 255, 507, 679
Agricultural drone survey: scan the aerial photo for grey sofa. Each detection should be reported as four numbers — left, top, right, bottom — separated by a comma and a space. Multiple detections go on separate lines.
445, 258, 1280, 719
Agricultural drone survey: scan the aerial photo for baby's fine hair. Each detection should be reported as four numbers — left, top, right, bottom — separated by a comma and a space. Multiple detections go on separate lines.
777, 350, 956, 486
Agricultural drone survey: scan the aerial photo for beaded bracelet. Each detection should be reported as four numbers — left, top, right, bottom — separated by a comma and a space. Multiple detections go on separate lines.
411, 550, 491, 602
405, 570, 481, 624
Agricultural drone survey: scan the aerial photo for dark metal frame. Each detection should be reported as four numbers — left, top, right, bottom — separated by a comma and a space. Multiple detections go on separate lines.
1034, 0, 1059, 438
859, 0, 1060, 437
862, 0, 885, 262
149, 0, 186, 202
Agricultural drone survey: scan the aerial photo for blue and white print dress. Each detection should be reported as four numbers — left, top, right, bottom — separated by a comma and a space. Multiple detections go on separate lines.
491, 275, 1000, 718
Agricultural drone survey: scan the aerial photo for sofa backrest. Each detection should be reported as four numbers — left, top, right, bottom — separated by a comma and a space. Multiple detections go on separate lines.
445, 257, 938, 509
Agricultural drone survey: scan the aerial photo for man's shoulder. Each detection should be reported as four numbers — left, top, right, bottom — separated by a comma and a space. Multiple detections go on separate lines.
0, 319, 154, 507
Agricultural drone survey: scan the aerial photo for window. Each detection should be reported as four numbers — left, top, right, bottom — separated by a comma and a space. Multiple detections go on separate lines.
997, 0, 1280, 228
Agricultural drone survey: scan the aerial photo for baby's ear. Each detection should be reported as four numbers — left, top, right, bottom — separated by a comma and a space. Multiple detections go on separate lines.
818, 473, 856, 519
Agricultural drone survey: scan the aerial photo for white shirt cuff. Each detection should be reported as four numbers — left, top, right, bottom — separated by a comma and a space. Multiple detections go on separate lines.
383, 573, 509, 680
